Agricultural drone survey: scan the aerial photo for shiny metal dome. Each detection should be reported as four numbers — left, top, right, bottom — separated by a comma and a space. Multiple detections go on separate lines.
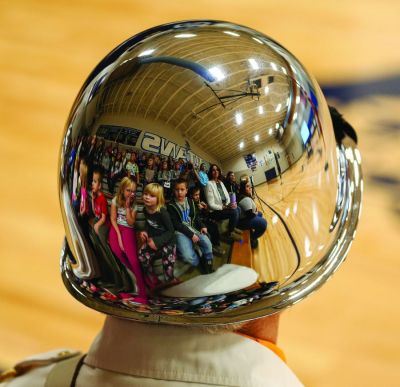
59, 20, 362, 325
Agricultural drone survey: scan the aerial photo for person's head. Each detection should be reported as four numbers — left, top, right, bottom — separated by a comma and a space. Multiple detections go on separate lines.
161, 160, 168, 171
187, 161, 193, 170
147, 157, 154, 168
190, 186, 201, 203
116, 177, 136, 207
240, 174, 250, 184
59, 20, 362, 326
208, 164, 222, 180
79, 159, 88, 186
174, 161, 181, 170
116, 151, 122, 160
174, 178, 188, 202
200, 163, 206, 172
239, 180, 252, 198
91, 168, 103, 194
226, 171, 236, 183
143, 183, 165, 211
130, 152, 137, 162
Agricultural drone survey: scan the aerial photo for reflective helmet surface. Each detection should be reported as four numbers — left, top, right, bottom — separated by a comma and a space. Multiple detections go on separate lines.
59, 21, 362, 325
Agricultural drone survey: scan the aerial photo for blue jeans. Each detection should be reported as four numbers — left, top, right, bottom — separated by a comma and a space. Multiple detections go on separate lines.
238, 212, 267, 240
175, 232, 213, 266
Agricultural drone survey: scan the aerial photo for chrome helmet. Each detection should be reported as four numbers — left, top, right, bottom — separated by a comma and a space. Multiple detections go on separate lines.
59, 20, 362, 325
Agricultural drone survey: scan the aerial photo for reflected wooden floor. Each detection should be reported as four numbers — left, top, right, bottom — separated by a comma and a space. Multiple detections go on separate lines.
251, 145, 338, 285
1, 2, 399, 387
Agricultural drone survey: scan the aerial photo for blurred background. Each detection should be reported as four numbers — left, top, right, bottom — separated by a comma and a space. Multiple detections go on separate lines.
0, 1, 399, 386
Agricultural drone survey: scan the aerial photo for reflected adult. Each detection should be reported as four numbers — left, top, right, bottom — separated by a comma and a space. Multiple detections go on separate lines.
125, 152, 140, 184
237, 180, 267, 249
144, 157, 156, 186
157, 160, 172, 199
205, 164, 242, 241
180, 161, 197, 190
109, 151, 123, 194
224, 171, 239, 200
198, 163, 209, 189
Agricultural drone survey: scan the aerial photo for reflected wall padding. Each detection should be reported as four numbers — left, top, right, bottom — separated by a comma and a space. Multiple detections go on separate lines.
230, 230, 252, 269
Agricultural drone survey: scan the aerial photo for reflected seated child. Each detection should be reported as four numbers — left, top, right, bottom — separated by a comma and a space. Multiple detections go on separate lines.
168, 178, 214, 274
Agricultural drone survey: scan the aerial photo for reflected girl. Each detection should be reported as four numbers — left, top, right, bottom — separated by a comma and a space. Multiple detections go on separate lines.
138, 183, 177, 288
109, 177, 147, 304
237, 180, 267, 249
79, 159, 89, 217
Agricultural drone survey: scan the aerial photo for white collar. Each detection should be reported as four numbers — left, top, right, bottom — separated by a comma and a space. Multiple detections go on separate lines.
85, 316, 302, 387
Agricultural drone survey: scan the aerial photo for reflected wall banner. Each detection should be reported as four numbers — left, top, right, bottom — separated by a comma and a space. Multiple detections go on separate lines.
59, 20, 362, 325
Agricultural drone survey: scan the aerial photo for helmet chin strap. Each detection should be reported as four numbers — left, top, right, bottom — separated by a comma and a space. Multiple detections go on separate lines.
329, 105, 358, 144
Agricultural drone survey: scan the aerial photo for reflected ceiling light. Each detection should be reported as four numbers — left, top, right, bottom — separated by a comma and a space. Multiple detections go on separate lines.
208, 66, 225, 81
293, 202, 298, 214
345, 148, 354, 163
296, 96, 301, 104
318, 244, 325, 251
268, 128, 273, 135
350, 182, 354, 193
258, 105, 264, 114
254, 134, 260, 142
224, 31, 240, 37
138, 49, 155, 57
248, 58, 260, 70
285, 207, 290, 217
286, 97, 290, 106
312, 202, 319, 233
239, 141, 244, 149
275, 123, 280, 129
275, 103, 282, 112
291, 65, 297, 74
235, 112, 243, 125
174, 33, 197, 38
272, 215, 278, 224
264, 86, 270, 95
281, 66, 287, 74
354, 148, 362, 164
353, 162, 360, 187
252, 37, 263, 44
270, 62, 278, 71
293, 112, 298, 121
304, 236, 312, 258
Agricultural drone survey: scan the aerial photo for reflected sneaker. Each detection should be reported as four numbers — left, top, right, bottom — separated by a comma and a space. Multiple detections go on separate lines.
229, 232, 243, 242
250, 239, 259, 249
213, 245, 226, 256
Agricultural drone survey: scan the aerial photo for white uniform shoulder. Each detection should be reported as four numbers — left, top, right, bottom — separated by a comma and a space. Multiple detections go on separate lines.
0, 349, 81, 387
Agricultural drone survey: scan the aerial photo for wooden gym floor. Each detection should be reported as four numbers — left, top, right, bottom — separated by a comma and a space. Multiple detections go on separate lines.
0, 1, 399, 386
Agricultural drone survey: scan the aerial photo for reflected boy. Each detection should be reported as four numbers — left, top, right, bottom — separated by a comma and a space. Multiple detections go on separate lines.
168, 178, 214, 274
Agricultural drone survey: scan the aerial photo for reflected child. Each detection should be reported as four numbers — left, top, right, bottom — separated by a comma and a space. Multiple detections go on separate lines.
109, 177, 147, 304
138, 183, 177, 288
168, 179, 214, 273
91, 168, 109, 246
79, 159, 89, 217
